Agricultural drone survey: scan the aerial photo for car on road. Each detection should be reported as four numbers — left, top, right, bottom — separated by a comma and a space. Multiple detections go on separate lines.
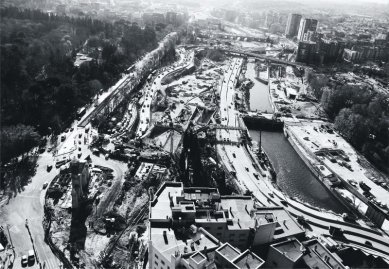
28, 250, 35, 265
43, 181, 49, 189
232, 153, 236, 158
279, 200, 288, 206
365, 240, 373, 247
268, 192, 274, 198
245, 167, 249, 172
47, 164, 53, 172
21, 255, 28, 267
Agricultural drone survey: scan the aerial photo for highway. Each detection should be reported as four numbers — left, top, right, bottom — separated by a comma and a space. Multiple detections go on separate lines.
136, 48, 195, 138
216, 57, 389, 259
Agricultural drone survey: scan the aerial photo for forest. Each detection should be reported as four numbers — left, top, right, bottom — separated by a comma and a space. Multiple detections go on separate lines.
0, 7, 158, 163
307, 72, 389, 173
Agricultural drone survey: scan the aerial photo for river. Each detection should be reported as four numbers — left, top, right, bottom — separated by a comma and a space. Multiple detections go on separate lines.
245, 61, 273, 113
249, 130, 348, 214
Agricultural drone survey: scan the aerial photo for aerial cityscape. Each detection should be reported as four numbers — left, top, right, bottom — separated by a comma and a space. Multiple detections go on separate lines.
0, 0, 389, 268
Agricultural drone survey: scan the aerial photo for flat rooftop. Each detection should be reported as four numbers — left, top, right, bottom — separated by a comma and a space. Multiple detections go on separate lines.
191, 252, 207, 263
233, 250, 265, 269
150, 226, 219, 262
303, 239, 346, 269
255, 207, 305, 239
220, 196, 256, 230
216, 243, 241, 261
271, 238, 305, 262
150, 182, 183, 220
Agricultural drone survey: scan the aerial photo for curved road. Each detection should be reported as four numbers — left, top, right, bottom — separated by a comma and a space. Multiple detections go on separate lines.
0, 126, 127, 269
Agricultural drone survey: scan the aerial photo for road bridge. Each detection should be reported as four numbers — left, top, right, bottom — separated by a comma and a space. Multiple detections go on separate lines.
222, 49, 307, 68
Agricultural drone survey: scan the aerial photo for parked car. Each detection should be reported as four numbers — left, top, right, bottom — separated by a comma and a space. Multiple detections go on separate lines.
27, 249, 35, 265
42, 182, 49, 189
21, 255, 28, 267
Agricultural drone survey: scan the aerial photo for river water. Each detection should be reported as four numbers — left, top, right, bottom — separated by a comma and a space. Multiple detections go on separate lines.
249, 130, 348, 214
245, 61, 273, 113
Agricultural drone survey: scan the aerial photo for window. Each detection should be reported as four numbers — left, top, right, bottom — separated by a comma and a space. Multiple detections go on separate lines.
239, 234, 245, 237
155, 254, 159, 260
217, 227, 223, 230
216, 233, 222, 237
161, 261, 165, 265
155, 261, 158, 266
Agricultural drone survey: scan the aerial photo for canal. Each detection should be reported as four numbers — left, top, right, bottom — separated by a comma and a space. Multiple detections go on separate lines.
249, 130, 348, 214
245, 60, 273, 113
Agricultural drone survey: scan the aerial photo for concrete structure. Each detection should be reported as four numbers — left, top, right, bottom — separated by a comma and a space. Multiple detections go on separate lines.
149, 182, 305, 263
70, 159, 90, 209
297, 18, 318, 41
266, 238, 347, 269
302, 239, 346, 269
215, 243, 264, 269
285, 122, 389, 229
266, 238, 305, 268
285, 14, 302, 38
148, 182, 268, 269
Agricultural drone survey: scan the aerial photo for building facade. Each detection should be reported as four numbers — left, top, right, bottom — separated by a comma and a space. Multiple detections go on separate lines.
285, 14, 302, 38
297, 18, 318, 41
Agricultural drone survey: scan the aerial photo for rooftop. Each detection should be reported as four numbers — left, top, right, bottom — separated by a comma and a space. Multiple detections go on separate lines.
255, 207, 305, 239
302, 239, 346, 269
191, 252, 207, 264
150, 182, 183, 220
233, 250, 265, 269
271, 238, 305, 262
220, 196, 255, 230
150, 226, 219, 263
216, 243, 241, 261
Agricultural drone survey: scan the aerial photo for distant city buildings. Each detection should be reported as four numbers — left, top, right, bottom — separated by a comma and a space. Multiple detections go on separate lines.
285, 14, 302, 38
142, 11, 187, 27
292, 14, 389, 65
